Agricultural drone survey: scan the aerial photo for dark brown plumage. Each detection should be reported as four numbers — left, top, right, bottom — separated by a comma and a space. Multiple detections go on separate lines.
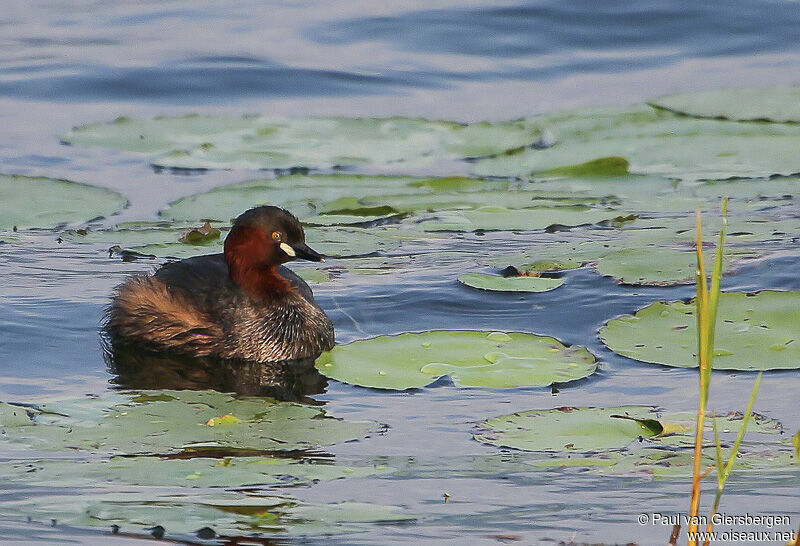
106, 206, 334, 362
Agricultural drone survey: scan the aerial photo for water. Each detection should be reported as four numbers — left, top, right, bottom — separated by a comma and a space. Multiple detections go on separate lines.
1, 1, 799, 543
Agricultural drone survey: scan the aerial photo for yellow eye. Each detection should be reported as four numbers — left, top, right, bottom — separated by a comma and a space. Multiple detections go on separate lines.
271, 231, 281, 241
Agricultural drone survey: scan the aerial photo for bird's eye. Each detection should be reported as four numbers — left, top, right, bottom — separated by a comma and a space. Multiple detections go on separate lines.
271, 231, 281, 241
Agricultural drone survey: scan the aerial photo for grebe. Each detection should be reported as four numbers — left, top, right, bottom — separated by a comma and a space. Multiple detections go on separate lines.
106, 206, 334, 362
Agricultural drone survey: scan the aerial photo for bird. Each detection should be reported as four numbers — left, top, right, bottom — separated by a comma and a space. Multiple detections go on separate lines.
106, 206, 334, 362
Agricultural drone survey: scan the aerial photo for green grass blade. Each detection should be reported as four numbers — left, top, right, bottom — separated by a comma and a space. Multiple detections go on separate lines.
711, 415, 723, 488
703, 198, 728, 389
721, 371, 763, 483
794, 430, 800, 462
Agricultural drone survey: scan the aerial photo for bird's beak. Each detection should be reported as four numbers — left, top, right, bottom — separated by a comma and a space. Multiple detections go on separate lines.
290, 242, 325, 262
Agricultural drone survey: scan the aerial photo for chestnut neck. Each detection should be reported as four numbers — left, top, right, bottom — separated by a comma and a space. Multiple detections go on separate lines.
224, 226, 293, 300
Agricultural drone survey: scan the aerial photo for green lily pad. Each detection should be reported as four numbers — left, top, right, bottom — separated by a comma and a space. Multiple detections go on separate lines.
0, 174, 127, 229
487, 238, 620, 271
472, 105, 800, 181
61, 114, 261, 153
63, 115, 541, 171
160, 175, 412, 223
305, 227, 401, 258
315, 330, 597, 390
594, 247, 732, 285
61, 222, 227, 258
0, 401, 33, 427
600, 291, 800, 370
62, 221, 393, 259
0, 390, 377, 455
474, 406, 782, 453
292, 267, 331, 284
458, 273, 564, 292
586, 447, 797, 479
3, 488, 412, 538
416, 206, 629, 232
539, 156, 630, 177
649, 87, 800, 123
475, 406, 662, 452
304, 212, 403, 226
352, 190, 591, 215
0, 456, 392, 489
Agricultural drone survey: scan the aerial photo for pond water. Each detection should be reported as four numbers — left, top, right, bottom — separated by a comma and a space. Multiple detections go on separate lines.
1, 1, 799, 544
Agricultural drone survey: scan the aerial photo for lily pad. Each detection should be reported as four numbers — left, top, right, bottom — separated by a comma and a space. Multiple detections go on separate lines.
487, 238, 621, 271
2, 488, 412, 538
0, 390, 377, 455
458, 273, 564, 292
649, 87, 800, 123
63, 115, 541, 171
474, 406, 782, 453
472, 105, 800, 181
62, 222, 394, 259
600, 291, 800, 370
315, 330, 597, 390
160, 174, 446, 224
0, 174, 127, 229
61, 222, 227, 258
0, 456, 392, 489
594, 247, 731, 285
416, 206, 629, 232
0, 401, 33, 427
539, 156, 630, 177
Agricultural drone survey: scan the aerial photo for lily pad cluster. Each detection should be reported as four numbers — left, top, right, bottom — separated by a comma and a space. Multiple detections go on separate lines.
50, 89, 800, 294
62, 115, 544, 171
0, 486, 412, 538
0, 390, 377, 455
0, 391, 406, 537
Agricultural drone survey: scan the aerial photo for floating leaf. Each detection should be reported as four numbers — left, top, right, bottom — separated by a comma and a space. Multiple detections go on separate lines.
594, 247, 732, 285
0, 174, 127, 229
539, 156, 629, 177
61, 221, 393, 259
315, 330, 596, 390
474, 406, 782, 453
63, 115, 541, 171
61, 222, 226, 258
600, 291, 800, 370
458, 272, 564, 292
475, 406, 665, 452
586, 447, 797, 479
416, 206, 628, 232
0, 390, 377, 455
0, 455, 392, 489
292, 267, 331, 284
472, 105, 800, 181
0, 401, 33, 427
1, 488, 412, 538
649, 87, 800, 123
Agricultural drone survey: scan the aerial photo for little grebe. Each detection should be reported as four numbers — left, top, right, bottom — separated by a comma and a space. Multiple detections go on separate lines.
107, 206, 335, 362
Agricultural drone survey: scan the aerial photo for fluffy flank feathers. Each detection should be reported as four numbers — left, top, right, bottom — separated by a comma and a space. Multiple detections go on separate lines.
106, 275, 223, 356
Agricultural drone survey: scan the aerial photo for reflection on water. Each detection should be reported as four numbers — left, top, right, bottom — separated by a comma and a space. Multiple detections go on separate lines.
105, 341, 328, 403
